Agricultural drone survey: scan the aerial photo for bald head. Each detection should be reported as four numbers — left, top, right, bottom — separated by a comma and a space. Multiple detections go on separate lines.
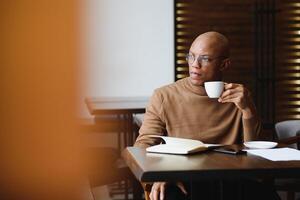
188, 31, 231, 86
190, 31, 230, 58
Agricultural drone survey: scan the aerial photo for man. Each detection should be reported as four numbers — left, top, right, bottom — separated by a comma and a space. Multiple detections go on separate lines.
134, 32, 275, 200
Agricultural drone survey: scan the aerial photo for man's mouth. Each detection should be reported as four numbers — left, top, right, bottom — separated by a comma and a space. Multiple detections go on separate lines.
190, 72, 202, 79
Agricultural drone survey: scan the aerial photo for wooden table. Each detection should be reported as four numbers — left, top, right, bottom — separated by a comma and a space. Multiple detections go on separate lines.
123, 146, 300, 199
85, 97, 149, 148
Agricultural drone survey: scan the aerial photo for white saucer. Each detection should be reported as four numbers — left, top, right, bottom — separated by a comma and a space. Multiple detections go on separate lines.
244, 141, 278, 149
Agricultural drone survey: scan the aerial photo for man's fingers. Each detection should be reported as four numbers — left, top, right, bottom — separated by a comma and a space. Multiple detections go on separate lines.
177, 182, 188, 195
224, 83, 241, 90
160, 184, 165, 200
219, 93, 240, 102
149, 189, 153, 200
152, 188, 159, 200
150, 182, 166, 200
220, 97, 240, 104
220, 88, 240, 99
150, 184, 158, 200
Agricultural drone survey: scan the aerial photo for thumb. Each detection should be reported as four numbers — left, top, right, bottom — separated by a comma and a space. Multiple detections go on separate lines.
176, 182, 188, 195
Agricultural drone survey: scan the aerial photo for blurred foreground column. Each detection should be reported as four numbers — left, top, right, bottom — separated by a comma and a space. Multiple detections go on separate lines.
0, 1, 86, 199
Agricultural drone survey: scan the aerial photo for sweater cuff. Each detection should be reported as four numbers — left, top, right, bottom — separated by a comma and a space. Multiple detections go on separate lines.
242, 116, 257, 128
133, 141, 150, 149
242, 115, 260, 141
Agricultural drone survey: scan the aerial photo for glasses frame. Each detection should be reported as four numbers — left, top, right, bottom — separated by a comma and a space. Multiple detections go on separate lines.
185, 53, 227, 66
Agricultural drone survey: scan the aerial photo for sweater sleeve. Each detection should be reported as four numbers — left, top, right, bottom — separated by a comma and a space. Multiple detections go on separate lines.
134, 89, 167, 148
242, 115, 262, 142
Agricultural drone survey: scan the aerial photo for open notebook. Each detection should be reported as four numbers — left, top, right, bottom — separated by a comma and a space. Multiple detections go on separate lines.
146, 135, 221, 155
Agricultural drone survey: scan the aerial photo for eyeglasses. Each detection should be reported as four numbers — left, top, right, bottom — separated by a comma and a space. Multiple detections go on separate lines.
185, 53, 225, 66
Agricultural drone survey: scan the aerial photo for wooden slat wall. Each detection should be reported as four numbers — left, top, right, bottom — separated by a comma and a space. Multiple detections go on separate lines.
276, 0, 300, 121
253, 0, 276, 127
175, 0, 300, 125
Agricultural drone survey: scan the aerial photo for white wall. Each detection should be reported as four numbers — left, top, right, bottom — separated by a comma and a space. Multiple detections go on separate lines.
80, 0, 174, 116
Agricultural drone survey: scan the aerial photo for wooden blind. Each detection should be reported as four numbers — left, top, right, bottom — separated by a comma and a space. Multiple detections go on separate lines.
175, 0, 300, 125
253, 0, 277, 127
175, 0, 255, 91
276, 0, 300, 121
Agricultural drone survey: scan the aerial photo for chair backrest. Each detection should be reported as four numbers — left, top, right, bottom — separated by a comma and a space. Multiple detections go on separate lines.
297, 130, 300, 149
134, 114, 144, 128
275, 120, 300, 149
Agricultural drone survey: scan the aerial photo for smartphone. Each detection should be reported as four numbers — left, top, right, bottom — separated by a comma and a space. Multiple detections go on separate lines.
213, 145, 246, 155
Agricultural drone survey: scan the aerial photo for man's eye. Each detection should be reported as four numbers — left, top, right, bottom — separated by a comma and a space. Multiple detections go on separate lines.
201, 57, 209, 62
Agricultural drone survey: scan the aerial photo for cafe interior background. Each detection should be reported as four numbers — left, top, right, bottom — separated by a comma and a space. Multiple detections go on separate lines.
1, 0, 299, 199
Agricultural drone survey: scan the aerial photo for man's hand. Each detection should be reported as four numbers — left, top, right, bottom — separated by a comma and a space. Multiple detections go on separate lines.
150, 182, 187, 200
218, 83, 256, 119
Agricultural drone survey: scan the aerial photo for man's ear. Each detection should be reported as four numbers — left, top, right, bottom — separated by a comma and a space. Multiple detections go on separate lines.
220, 58, 231, 71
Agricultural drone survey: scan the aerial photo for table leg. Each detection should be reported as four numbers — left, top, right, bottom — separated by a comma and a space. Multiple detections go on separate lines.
124, 179, 129, 200
117, 114, 121, 154
127, 113, 133, 146
122, 114, 128, 149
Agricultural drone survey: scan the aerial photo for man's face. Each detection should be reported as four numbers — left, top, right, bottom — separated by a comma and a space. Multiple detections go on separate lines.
188, 39, 224, 86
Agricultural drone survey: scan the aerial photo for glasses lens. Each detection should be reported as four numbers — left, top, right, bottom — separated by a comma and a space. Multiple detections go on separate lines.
186, 54, 194, 64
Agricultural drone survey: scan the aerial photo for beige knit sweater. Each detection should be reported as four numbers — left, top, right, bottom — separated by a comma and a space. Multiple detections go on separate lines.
134, 77, 262, 148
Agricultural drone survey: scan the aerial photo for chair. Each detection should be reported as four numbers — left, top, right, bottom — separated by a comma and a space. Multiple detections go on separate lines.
81, 116, 125, 153
82, 117, 143, 200
275, 120, 300, 200
275, 120, 300, 149
86, 147, 131, 186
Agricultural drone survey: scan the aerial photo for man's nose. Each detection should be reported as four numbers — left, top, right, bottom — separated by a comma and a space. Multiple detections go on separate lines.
191, 59, 201, 69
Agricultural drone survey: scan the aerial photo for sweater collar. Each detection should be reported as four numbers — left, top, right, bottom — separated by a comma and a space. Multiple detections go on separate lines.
184, 77, 207, 96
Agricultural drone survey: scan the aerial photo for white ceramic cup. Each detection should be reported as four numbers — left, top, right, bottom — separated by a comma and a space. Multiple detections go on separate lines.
204, 81, 224, 98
